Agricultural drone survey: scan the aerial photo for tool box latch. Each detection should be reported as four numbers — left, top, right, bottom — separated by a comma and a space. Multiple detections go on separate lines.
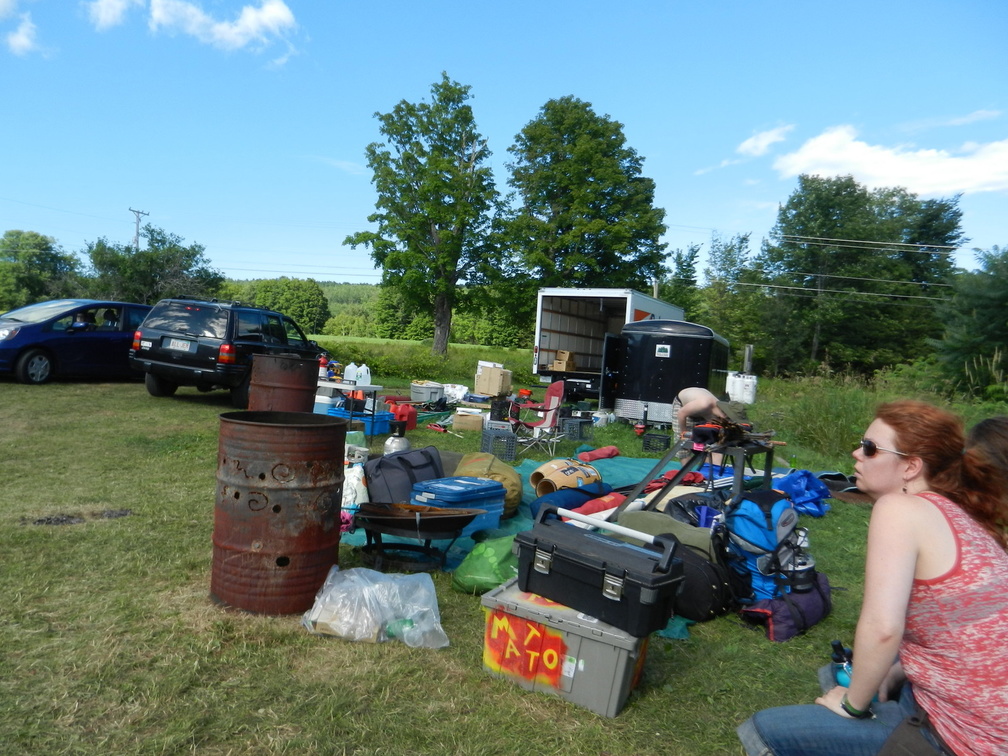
603, 573, 624, 601
533, 548, 553, 574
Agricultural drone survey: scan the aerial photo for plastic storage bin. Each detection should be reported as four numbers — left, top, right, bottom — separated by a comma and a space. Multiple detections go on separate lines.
481, 578, 649, 717
327, 407, 393, 436
410, 380, 445, 403
410, 476, 505, 536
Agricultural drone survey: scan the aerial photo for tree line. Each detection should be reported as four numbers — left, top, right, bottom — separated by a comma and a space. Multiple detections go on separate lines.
3, 72, 1006, 399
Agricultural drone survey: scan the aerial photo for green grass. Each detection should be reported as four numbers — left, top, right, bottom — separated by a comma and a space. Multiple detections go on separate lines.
1, 373, 1001, 755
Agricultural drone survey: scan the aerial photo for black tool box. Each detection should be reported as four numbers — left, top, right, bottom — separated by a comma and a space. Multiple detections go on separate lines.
513, 506, 684, 637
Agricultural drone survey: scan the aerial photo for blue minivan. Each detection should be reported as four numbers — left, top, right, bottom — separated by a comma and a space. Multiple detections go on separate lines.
0, 299, 153, 384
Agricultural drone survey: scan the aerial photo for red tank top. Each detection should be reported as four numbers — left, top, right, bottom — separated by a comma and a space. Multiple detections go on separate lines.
900, 492, 1008, 756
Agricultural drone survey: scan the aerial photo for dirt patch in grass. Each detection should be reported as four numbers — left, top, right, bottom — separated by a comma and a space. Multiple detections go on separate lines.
22, 509, 133, 526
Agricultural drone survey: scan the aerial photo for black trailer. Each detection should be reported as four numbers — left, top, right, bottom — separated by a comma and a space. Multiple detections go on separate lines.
600, 320, 729, 424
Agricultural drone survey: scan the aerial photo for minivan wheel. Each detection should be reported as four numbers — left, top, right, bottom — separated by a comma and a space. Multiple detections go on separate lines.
15, 349, 53, 384
145, 372, 179, 397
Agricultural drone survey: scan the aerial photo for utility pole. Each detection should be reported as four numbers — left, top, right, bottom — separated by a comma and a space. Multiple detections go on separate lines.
129, 208, 149, 253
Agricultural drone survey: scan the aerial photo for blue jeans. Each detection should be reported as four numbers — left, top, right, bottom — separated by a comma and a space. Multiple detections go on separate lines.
736, 685, 944, 756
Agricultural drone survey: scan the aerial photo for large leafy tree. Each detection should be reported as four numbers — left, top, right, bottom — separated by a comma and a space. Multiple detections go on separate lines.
756, 175, 961, 374
345, 73, 504, 356
250, 277, 332, 334
0, 230, 81, 311
83, 225, 223, 303
506, 96, 667, 289
934, 246, 1008, 397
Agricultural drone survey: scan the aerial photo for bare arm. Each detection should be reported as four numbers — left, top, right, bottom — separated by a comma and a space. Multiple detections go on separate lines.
817, 494, 918, 715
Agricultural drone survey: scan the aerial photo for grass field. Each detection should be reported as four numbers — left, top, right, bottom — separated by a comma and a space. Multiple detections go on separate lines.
1, 370, 1001, 755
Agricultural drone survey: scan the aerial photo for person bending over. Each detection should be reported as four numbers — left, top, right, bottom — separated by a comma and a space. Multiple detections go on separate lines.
737, 399, 1008, 756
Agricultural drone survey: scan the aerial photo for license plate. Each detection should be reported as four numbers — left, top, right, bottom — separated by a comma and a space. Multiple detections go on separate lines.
167, 338, 191, 352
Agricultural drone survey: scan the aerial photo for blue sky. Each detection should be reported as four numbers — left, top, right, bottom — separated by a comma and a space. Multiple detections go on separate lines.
2, 0, 1006, 284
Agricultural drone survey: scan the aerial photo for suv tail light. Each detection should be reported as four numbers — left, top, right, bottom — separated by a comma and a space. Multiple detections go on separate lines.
132, 330, 143, 350
218, 343, 236, 365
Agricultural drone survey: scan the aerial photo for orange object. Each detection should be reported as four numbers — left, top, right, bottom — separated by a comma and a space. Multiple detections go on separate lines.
392, 402, 417, 430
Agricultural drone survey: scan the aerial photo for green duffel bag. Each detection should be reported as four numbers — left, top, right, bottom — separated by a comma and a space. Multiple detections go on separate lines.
451, 535, 518, 595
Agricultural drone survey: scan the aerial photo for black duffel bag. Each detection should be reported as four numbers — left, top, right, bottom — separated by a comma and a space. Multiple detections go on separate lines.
616, 510, 736, 622
364, 446, 444, 504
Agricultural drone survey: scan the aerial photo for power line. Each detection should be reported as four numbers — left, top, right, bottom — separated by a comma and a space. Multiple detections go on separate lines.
761, 270, 953, 288
726, 279, 947, 301
778, 234, 959, 256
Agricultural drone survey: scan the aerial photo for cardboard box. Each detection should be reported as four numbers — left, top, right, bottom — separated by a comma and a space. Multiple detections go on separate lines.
474, 365, 512, 397
551, 360, 576, 372
452, 412, 485, 432
481, 578, 649, 717
556, 350, 575, 362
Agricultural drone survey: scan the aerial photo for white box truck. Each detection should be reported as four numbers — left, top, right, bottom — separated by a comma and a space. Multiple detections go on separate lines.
533, 287, 684, 399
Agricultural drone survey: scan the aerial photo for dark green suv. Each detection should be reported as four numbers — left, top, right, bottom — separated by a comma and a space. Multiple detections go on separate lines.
129, 297, 321, 407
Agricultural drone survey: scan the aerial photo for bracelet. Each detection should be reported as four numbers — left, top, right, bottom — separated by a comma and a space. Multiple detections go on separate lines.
841, 693, 873, 719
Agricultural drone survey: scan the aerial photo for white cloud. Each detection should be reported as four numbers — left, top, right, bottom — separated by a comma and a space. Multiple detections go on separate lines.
86, 0, 145, 31
737, 125, 794, 157
6, 12, 37, 55
902, 109, 1002, 132
773, 125, 1008, 196
0, 0, 19, 21
149, 0, 296, 51
314, 157, 368, 176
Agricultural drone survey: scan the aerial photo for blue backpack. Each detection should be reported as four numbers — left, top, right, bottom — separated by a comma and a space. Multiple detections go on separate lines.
724, 490, 801, 603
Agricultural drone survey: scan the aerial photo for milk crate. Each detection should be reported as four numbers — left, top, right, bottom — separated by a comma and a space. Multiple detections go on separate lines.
561, 417, 594, 441
642, 432, 671, 452
480, 428, 518, 462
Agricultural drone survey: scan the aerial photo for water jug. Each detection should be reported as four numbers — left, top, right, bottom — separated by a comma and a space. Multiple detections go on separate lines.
344, 362, 358, 383
357, 363, 371, 386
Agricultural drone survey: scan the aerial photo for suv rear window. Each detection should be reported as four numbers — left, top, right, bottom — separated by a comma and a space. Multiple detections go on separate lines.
144, 302, 229, 338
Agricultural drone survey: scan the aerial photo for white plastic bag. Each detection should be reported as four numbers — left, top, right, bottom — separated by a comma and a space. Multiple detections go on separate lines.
301, 567, 450, 648
441, 383, 468, 403
342, 465, 368, 511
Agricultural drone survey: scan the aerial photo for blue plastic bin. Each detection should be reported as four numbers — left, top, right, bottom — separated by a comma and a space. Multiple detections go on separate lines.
327, 407, 394, 436
410, 476, 506, 536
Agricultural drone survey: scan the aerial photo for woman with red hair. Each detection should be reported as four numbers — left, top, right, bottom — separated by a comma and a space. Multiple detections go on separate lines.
738, 400, 1008, 756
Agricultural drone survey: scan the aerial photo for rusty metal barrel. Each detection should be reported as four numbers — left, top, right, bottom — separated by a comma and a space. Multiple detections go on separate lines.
211, 411, 347, 614
248, 353, 319, 413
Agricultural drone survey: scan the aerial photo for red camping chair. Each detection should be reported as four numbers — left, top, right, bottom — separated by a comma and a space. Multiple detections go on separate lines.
510, 380, 566, 456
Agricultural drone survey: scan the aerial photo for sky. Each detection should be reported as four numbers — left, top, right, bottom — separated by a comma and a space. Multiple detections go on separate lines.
2, 0, 1006, 285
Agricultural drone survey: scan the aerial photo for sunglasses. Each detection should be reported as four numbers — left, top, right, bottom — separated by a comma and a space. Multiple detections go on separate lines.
858, 438, 911, 458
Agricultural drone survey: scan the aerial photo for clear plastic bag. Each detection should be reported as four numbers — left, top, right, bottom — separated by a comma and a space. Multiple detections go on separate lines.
301, 567, 450, 648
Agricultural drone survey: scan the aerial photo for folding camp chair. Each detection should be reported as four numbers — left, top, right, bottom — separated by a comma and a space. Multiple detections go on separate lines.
510, 380, 566, 456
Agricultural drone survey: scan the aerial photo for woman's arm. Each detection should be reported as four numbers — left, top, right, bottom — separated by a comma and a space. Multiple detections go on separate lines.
817, 494, 918, 716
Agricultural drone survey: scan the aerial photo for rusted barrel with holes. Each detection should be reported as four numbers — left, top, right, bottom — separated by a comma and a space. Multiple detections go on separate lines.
247, 353, 319, 413
211, 411, 347, 614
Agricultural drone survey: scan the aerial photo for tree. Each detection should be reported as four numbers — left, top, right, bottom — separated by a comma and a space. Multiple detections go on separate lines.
693, 233, 769, 370
345, 73, 504, 356
658, 244, 701, 320
755, 175, 961, 374
252, 277, 332, 333
935, 246, 1008, 397
0, 230, 80, 311
83, 225, 223, 303
506, 96, 667, 290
